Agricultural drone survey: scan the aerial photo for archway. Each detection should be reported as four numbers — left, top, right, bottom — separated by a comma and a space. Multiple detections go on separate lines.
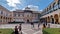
54, 14, 59, 24
47, 16, 50, 23
27, 19, 29, 23
50, 15, 54, 24
45, 17, 47, 25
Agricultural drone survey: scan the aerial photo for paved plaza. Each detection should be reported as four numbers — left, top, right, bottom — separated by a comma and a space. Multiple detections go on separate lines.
0, 0, 60, 34
0, 23, 43, 34
0, 23, 60, 34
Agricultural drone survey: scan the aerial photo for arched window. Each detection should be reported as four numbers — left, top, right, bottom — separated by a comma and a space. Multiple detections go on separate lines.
1, 11, 3, 14
58, 0, 60, 9
53, 2, 56, 11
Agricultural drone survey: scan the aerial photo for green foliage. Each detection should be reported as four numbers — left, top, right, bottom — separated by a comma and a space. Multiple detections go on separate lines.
43, 28, 60, 34
0, 28, 13, 34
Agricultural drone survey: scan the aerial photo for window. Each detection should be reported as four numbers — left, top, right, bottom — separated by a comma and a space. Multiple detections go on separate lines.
18, 14, 20, 17
58, 0, 60, 9
1, 11, 3, 14
14, 14, 16, 17
0, 11, 1, 14
47, 8, 48, 11
22, 14, 24, 17
53, 2, 55, 11
27, 14, 29, 17
6, 13, 8, 16
19, 13, 24, 17
45, 9, 47, 12
53, 2, 58, 11
0, 20, 2, 22
49, 6, 51, 10
15, 18, 24, 22
20, 14, 22, 16
1, 16, 2, 18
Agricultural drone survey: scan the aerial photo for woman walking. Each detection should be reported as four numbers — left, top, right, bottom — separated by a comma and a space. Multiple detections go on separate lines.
18, 24, 22, 34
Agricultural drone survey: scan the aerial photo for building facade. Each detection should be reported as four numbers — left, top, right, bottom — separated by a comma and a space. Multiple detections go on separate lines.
40, 0, 60, 24
0, 5, 40, 24
12, 10, 40, 23
0, 5, 12, 24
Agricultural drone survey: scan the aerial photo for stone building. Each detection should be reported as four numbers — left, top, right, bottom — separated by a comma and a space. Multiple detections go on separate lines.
0, 5, 12, 24
40, 0, 60, 24
0, 5, 40, 24
12, 7, 40, 23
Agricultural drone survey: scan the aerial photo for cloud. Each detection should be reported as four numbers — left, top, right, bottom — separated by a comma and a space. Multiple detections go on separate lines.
6, 0, 21, 11
22, 5, 39, 11
7, 0, 21, 7
10, 8, 16, 11
40, 10, 43, 11
22, 8, 25, 10
27, 5, 39, 10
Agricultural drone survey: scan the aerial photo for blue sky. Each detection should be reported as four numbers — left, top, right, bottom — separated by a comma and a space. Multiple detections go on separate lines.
0, 0, 54, 11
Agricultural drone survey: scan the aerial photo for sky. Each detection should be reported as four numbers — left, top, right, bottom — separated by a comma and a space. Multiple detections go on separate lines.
0, 0, 54, 11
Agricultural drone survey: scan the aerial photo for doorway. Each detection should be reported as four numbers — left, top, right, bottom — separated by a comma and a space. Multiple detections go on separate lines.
27, 19, 29, 23
54, 14, 59, 24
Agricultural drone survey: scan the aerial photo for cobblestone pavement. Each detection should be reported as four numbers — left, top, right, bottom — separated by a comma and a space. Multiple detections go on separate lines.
0, 23, 43, 34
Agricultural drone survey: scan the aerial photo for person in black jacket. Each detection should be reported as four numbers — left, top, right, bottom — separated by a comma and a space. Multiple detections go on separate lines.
31, 22, 34, 28
52, 18, 54, 24
18, 24, 22, 34
14, 26, 19, 34
18, 24, 22, 31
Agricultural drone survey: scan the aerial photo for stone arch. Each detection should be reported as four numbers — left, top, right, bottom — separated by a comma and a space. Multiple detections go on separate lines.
50, 15, 54, 24
45, 17, 47, 25
54, 14, 59, 24
51, 15, 53, 18
27, 19, 29, 23
47, 16, 50, 23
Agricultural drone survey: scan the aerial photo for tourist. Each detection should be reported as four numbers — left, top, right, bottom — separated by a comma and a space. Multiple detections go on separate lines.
18, 24, 22, 34
38, 23, 40, 29
42, 24, 46, 29
14, 26, 19, 34
18, 24, 22, 31
52, 18, 54, 24
38, 20, 41, 29
31, 22, 34, 28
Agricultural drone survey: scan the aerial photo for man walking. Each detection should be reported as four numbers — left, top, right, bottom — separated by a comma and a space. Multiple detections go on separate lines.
38, 20, 41, 29
31, 22, 34, 28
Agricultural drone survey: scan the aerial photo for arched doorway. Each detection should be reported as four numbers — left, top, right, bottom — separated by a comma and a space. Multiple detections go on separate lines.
54, 14, 59, 24
50, 15, 54, 24
45, 17, 47, 25
27, 19, 29, 23
47, 16, 50, 23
